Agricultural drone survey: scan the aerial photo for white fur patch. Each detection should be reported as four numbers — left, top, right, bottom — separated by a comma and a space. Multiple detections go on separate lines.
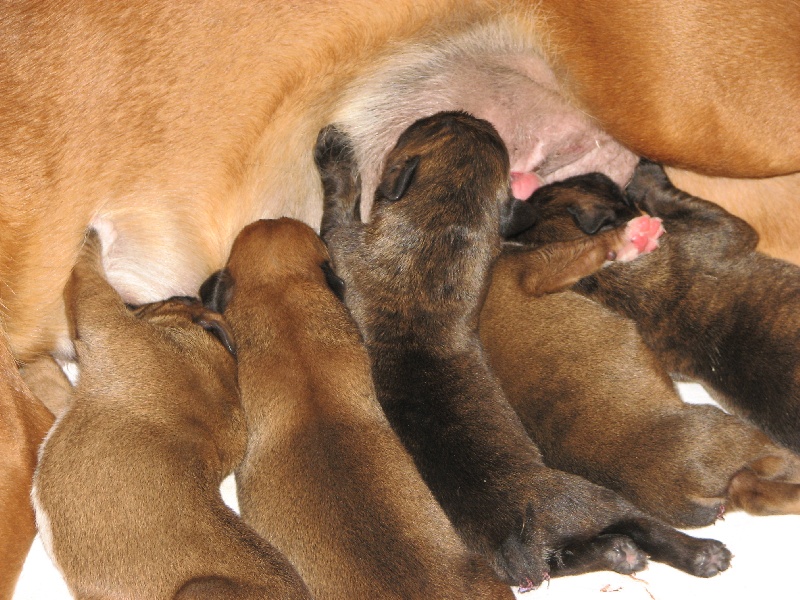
31, 413, 68, 578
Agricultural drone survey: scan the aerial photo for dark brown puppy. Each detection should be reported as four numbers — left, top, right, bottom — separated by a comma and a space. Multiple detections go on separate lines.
574, 161, 800, 454
32, 231, 310, 600
200, 218, 513, 600
481, 172, 800, 528
317, 111, 731, 590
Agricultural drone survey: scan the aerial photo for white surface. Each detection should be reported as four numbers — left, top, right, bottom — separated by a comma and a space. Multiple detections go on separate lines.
15, 383, 798, 599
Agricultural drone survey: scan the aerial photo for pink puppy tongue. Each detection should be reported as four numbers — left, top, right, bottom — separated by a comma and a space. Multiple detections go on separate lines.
511, 172, 542, 200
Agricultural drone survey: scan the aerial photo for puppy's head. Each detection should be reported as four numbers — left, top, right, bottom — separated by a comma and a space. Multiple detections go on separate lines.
200, 218, 345, 313
511, 172, 639, 246
373, 111, 528, 237
129, 296, 237, 359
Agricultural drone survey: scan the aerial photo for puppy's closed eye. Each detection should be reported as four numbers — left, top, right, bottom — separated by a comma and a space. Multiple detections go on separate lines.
194, 314, 237, 358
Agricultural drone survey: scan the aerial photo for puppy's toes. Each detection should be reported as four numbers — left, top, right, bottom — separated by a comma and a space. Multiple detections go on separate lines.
314, 124, 356, 170
491, 533, 548, 590
615, 215, 665, 262
597, 534, 648, 575
689, 539, 732, 578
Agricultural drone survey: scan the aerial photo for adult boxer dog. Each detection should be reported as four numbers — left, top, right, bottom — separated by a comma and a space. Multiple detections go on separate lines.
2, 1, 799, 593
200, 217, 514, 599
481, 172, 800, 528
574, 162, 800, 455
317, 111, 731, 590
32, 230, 311, 600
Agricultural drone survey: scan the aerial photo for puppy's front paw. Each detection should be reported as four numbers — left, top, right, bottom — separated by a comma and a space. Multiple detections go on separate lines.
314, 124, 356, 171
616, 215, 665, 262
597, 534, 648, 575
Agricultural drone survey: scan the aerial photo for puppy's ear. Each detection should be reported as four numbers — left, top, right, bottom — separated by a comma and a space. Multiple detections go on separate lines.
194, 314, 237, 358
199, 269, 234, 314
379, 155, 420, 201
566, 203, 618, 235
320, 261, 345, 302
500, 198, 538, 238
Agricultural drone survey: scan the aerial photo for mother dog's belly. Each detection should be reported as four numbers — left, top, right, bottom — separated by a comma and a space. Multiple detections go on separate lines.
5, 6, 797, 362
2, 19, 642, 363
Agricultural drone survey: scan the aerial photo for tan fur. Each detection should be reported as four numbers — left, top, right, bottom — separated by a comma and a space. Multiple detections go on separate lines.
1, 1, 799, 591
31, 231, 311, 600
19, 357, 73, 418
212, 218, 512, 599
542, 0, 800, 176
0, 344, 53, 599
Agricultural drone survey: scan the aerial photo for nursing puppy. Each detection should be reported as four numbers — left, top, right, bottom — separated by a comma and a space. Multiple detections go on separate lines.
481, 173, 800, 528
318, 112, 731, 590
575, 162, 800, 454
32, 231, 311, 600
200, 218, 513, 600
3, 3, 800, 589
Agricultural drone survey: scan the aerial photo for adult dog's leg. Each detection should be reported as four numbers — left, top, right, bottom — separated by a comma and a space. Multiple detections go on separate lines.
0, 342, 53, 600
540, 0, 800, 177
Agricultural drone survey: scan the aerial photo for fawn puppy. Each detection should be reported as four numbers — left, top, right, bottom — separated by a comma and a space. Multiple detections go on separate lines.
32, 230, 311, 600
201, 217, 514, 600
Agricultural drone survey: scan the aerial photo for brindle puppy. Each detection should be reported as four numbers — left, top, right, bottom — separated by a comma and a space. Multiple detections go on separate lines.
482, 172, 800, 528
574, 161, 800, 454
32, 230, 311, 600
200, 218, 514, 600
317, 111, 731, 590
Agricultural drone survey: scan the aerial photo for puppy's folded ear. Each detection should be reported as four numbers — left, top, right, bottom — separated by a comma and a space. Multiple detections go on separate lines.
566, 203, 618, 235
500, 198, 538, 238
194, 314, 237, 358
199, 269, 234, 314
321, 261, 346, 301
379, 155, 420, 201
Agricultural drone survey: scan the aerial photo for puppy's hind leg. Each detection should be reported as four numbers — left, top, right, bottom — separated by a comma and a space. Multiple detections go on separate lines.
728, 453, 800, 516
314, 124, 363, 240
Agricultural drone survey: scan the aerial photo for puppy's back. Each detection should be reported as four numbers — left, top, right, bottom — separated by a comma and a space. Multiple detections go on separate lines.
34, 231, 310, 600
208, 218, 513, 600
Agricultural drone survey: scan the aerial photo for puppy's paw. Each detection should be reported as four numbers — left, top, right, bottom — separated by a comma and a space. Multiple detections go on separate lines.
615, 215, 665, 262
314, 124, 356, 171
491, 532, 548, 591
689, 539, 732, 578
597, 534, 648, 575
